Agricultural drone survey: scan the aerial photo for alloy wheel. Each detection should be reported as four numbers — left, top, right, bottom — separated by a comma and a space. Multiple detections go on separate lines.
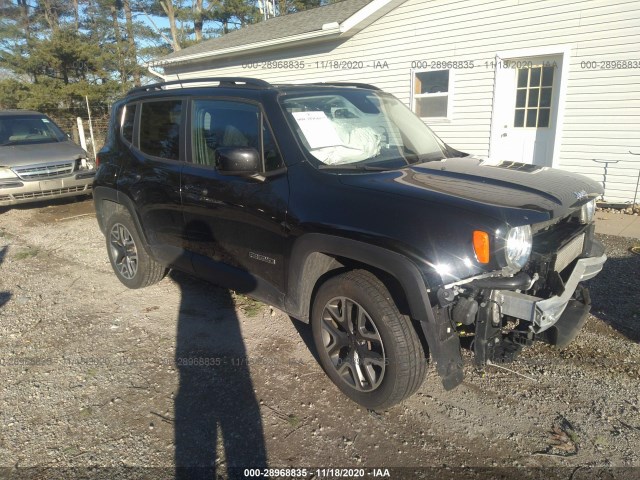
109, 223, 138, 280
320, 296, 386, 392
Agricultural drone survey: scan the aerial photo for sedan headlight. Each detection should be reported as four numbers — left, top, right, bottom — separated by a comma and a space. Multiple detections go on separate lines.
505, 225, 532, 270
580, 199, 596, 224
0, 167, 18, 179
77, 158, 95, 170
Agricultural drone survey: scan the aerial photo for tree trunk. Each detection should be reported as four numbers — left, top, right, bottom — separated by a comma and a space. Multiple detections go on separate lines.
72, 0, 79, 31
123, 0, 140, 86
193, 0, 204, 42
40, 0, 59, 31
160, 1, 182, 52
17, 0, 30, 40
110, 4, 126, 86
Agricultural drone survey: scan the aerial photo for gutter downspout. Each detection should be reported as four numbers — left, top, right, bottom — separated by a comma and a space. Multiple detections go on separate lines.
146, 65, 166, 80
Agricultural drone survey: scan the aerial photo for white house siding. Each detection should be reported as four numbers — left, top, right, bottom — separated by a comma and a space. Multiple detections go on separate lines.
165, 0, 640, 203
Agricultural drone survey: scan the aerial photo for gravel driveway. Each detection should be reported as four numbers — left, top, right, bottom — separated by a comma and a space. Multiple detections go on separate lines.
0, 199, 638, 479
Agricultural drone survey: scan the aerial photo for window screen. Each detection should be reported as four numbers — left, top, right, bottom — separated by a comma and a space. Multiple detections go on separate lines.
139, 100, 182, 160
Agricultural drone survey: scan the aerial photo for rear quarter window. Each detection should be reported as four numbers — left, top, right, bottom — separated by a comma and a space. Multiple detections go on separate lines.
121, 103, 136, 144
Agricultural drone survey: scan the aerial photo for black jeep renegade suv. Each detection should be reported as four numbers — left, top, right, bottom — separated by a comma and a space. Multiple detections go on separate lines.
94, 77, 606, 409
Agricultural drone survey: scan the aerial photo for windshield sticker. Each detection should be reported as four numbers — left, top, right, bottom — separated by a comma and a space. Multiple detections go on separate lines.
292, 111, 344, 149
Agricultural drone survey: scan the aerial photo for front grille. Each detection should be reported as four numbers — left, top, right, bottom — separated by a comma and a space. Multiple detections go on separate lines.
554, 233, 585, 273
11, 185, 89, 200
12, 161, 75, 181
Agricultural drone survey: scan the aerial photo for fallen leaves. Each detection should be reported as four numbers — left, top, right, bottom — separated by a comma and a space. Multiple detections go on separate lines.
534, 416, 579, 457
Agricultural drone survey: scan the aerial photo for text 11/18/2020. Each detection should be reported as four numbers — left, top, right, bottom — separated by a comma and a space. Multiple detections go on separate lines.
242, 467, 392, 478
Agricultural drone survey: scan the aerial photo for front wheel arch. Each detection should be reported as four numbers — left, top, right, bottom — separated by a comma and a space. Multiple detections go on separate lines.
285, 234, 464, 390
285, 234, 436, 325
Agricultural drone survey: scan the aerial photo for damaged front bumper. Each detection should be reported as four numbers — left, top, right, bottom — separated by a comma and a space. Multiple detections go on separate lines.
496, 253, 606, 334
466, 251, 607, 366
429, 223, 607, 390
431, 247, 607, 387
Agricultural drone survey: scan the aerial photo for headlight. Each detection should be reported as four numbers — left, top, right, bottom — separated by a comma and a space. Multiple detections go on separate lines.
580, 199, 596, 224
505, 225, 532, 270
0, 167, 18, 179
78, 158, 95, 170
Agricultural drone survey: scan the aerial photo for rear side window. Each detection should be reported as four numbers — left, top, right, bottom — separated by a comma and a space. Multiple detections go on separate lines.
121, 103, 136, 144
139, 100, 182, 160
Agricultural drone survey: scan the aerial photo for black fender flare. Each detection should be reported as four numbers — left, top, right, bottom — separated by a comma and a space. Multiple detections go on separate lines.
93, 186, 119, 234
285, 233, 464, 389
93, 186, 152, 253
286, 233, 431, 323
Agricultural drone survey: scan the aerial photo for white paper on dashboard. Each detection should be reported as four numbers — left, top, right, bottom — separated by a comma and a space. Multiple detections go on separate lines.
291, 111, 344, 149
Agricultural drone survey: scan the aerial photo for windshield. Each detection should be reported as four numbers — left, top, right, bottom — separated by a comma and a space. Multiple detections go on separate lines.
0, 115, 67, 146
281, 90, 451, 169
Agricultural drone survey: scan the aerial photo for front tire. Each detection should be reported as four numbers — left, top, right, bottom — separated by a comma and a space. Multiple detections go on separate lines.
105, 211, 167, 289
311, 270, 427, 409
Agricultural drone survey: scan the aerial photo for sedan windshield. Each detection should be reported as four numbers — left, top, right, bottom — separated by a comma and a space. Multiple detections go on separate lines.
280, 90, 451, 169
0, 115, 66, 146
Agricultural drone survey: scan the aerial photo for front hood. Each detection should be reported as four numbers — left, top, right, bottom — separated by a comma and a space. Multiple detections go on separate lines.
0, 141, 87, 167
338, 157, 603, 224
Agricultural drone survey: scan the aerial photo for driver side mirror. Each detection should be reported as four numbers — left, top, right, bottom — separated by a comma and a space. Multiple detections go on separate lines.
215, 147, 261, 176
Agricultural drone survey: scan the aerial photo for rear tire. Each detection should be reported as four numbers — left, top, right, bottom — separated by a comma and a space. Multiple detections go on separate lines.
311, 270, 427, 409
105, 211, 167, 289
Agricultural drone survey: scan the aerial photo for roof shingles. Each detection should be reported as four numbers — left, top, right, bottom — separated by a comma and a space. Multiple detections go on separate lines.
160, 0, 371, 62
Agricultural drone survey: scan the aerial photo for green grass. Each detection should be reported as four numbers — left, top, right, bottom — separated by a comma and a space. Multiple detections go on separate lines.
14, 247, 39, 260
287, 414, 300, 428
79, 406, 93, 417
234, 294, 264, 318
567, 429, 580, 444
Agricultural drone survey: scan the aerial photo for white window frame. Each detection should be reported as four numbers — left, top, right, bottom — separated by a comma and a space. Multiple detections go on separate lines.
410, 68, 454, 122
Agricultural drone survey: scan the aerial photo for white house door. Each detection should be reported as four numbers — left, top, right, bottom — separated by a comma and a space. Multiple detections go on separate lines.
490, 55, 563, 167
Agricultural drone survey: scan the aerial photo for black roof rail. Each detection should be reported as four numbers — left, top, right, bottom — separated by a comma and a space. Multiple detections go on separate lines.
306, 82, 381, 91
126, 77, 272, 96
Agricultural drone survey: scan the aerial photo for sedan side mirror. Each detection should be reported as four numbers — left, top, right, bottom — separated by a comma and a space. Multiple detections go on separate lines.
216, 147, 260, 176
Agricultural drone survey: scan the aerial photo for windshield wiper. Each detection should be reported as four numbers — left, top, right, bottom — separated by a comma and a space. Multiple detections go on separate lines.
318, 163, 398, 171
404, 152, 446, 164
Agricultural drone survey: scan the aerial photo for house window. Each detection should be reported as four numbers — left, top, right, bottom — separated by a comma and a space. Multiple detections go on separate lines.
514, 66, 554, 128
413, 70, 450, 118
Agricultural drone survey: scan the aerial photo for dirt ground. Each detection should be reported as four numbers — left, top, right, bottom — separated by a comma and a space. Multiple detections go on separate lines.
0, 198, 639, 480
